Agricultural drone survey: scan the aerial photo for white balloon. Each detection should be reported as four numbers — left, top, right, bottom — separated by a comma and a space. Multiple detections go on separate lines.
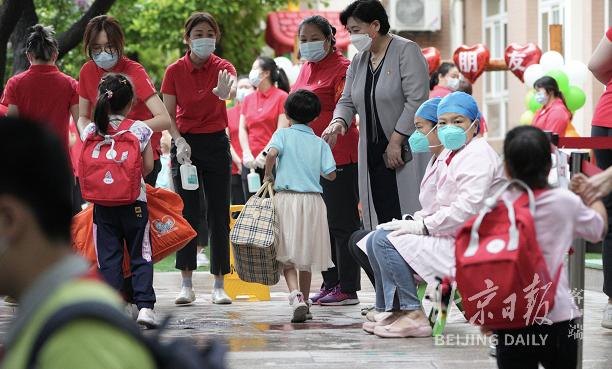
563, 60, 589, 87
523, 64, 545, 87
286, 64, 301, 85
540, 51, 564, 72
273, 56, 294, 73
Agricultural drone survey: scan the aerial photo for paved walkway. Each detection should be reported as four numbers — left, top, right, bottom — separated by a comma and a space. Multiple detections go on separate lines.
2, 272, 611, 368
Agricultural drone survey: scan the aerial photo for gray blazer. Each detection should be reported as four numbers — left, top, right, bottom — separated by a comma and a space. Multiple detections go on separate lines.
333, 34, 431, 229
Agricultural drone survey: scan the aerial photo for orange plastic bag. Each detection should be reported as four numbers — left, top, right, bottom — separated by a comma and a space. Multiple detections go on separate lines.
72, 185, 196, 276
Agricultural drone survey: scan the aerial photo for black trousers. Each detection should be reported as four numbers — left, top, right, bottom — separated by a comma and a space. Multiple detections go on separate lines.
144, 158, 162, 186
592, 125, 612, 298
348, 229, 376, 288
93, 201, 156, 309
321, 164, 361, 292
231, 173, 245, 205
71, 176, 84, 215
173, 132, 231, 275
494, 319, 578, 369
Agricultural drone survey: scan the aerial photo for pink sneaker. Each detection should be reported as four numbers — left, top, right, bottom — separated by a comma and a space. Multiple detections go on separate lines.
373, 315, 432, 338
319, 286, 359, 306
309, 285, 334, 305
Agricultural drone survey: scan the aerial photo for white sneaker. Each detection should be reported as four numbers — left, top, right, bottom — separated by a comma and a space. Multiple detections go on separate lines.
211, 288, 232, 304
124, 303, 139, 320
197, 252, 210, 268
289, 291, 308, 323
602, 302, 612, 329
136, 308, 158, 328
175, 287, 196, 305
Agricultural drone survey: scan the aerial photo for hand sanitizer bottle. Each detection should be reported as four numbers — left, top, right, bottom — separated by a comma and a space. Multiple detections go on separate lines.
180, 163, 199, 190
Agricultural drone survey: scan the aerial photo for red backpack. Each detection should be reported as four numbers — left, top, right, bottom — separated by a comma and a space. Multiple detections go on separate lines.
79, 119, 143, 206
455, 180, 561, 330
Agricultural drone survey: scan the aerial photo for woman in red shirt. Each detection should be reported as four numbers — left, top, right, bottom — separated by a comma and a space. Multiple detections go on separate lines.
429, 62, 460, 99
588, 25, 612, 328
531, 76, 572, 137
76, 15, 170, 186
227, 76, 254, 205
291, 16, 361, 306
2, 25, 78, 151
238, 57, 290, 197
162, 12, 237, 305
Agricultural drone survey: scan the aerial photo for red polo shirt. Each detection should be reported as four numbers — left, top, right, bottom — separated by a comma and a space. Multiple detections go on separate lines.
227, 104, 242, 174
429, 85, 453, 99
241, 85, 288, 157
1, 65, 78, 150
161, 52, 236, 135
291, 50, 358, 165
532, 97, 572, 137
593, 27, 612, 129
78, 57, 161, 159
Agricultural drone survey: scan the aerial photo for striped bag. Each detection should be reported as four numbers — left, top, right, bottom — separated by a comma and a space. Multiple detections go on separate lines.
229, 182, 280, 285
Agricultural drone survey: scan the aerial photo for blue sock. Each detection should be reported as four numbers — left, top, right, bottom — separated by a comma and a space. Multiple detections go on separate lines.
182, 277, 192, 288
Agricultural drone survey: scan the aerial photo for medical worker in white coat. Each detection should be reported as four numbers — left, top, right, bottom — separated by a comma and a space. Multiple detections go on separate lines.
365, 92, 506, 338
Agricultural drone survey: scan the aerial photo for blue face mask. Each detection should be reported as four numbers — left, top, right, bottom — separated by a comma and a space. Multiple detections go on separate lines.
93, 51, 118, 71
408, 126, 437, 153
300, 41, 327, 62
437, 120, 477, 150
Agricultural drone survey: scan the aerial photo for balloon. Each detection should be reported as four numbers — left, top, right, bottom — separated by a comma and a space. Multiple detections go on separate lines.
422, 47, 441, 76
273, 56, 293, 73
565, 85, 586, 111
540, 51, 564, 72
525, 90, 535, 109
523, 64, 545, 88
453, 44, 490, 83
520, 110, 535, 125
286, 64, 301, 86
545, 69, 570, 95
504, 43, 542, 82
528, 94, 542, 112
563, 60, 589, 87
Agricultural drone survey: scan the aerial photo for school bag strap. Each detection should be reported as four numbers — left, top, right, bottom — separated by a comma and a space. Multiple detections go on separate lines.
26, 301, 227, 369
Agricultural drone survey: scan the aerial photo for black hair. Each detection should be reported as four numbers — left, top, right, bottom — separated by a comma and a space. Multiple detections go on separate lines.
256, 56, 290, 93
429, 62, 456, 90
0, 117, 72, 242
93, 73, 135, 135
298, 15, 337, 49
456, 79, 473, 95
284, 89, 321, 124
340, 0, 390, 35
26, 24, 58, 62
503, 125, 552, 189
533, 76, 567, 106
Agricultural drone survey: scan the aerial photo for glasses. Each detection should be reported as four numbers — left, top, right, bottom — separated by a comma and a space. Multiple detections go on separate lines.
91, 44, 115, 55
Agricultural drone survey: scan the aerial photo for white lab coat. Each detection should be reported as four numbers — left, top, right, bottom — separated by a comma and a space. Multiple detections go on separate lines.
386, 137, 506, 284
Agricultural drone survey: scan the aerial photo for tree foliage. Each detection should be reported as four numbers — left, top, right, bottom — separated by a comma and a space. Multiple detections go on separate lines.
3, 0, 293, 88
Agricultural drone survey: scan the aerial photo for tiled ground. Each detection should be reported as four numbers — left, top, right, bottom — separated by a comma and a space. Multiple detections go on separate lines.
2, 272, 611, 369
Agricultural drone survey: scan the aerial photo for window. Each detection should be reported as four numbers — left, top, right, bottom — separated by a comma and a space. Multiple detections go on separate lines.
482, 0, 508, 138
539, 0, 565, 52
607, 0, 612, 28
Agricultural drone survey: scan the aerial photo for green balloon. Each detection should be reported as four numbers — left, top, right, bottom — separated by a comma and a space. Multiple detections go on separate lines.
545, 69, 570, 96
566, 85, 586, 111
528, 95, 542, 112
525, 90, 535, 109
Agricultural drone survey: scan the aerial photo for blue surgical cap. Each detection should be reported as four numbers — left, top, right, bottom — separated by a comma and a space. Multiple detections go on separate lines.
437, 91, 480, 121
415, 97, 442, 124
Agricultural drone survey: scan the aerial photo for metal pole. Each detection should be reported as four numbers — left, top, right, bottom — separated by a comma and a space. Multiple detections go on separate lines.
568, 151, 590, 369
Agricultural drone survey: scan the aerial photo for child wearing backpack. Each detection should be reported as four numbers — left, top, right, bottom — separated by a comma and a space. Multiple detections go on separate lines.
488, 126, 607, 368
79, 73, 157, 327
264, 89, 336, 323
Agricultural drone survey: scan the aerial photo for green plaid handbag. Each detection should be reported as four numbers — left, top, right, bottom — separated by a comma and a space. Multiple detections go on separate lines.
229, 181, 280, 285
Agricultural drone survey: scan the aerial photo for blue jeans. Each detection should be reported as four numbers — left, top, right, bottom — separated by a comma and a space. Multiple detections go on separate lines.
367, 229, 422, 312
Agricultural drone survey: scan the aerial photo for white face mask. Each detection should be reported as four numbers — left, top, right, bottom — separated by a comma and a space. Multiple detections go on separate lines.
236, 88, 253, 102
447, 77, 460, 90
350, 33, 372, 52
535, 91, 548, 105
92, 51, 118, 71
191, 38, 215, 59
249, 69, 262, 87
299, 41, 327, 62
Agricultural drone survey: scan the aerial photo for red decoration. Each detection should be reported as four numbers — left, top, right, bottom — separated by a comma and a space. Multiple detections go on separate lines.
421, 47, 441, 76
504, 43, 542, 82
453, 44, 490, 84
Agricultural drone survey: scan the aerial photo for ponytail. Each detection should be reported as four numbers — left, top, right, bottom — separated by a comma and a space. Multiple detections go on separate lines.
26, 24, 58, 62
274, 68, 290, 93
92, 73, 135, 135
93, 93, 111, 135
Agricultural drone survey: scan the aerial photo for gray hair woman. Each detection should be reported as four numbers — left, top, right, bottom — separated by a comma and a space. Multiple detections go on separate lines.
322, 0, 430, 286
